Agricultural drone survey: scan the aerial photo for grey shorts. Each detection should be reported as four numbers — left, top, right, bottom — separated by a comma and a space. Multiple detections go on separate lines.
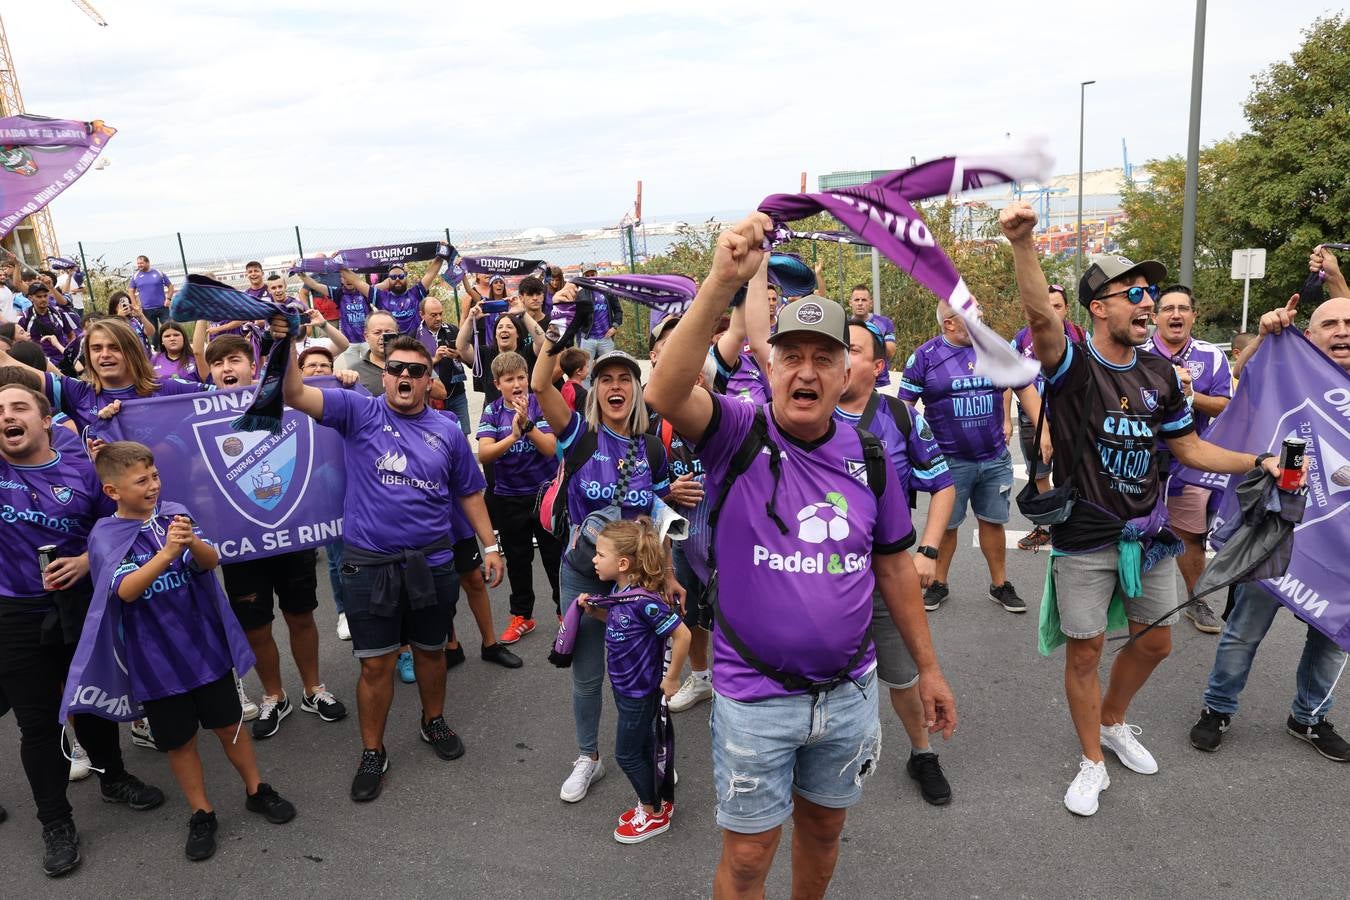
1051, 547, 1179, 639
867, 590, 918, 689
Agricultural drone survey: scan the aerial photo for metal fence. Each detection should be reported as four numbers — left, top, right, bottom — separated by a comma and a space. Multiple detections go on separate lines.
69, 220, 685, 352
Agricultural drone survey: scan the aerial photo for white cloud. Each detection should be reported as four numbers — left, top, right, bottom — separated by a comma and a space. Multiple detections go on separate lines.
1, 0, 1333, 243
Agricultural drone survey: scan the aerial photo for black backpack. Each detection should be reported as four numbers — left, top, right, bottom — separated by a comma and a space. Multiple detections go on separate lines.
856, 391, 919, 509
697, 407, 888, 695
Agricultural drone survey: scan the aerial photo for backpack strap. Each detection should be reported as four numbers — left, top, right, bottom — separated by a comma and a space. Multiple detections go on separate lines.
560, 427, 600, 485
641, 432, 664, 483
857, 427, 888, 499
885, 394, 913, 439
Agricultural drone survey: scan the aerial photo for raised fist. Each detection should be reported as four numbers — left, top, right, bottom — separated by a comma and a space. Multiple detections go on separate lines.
999, 201, 1038, 243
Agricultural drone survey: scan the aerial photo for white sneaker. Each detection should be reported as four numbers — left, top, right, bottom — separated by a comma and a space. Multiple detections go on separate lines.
237, 679, 260, 721
668, 674, 713, 713
1100, 722, 1159, 774
68, 738, 91, 782
129, 719, 157, 750
1064, 757, 1110, 816
560, 755, 605, 803
336, 613, 351, 641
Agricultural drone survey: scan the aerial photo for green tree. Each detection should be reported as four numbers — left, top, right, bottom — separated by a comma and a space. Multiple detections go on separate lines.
1118, 13, 1350, 336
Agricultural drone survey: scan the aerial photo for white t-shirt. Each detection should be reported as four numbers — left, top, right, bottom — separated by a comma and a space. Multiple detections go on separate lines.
0, 285, 15, 323
58, 272, 85, 310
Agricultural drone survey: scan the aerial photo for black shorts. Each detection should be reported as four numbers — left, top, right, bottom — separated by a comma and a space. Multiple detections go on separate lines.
341, 559, 459, 658
141, 672, 242, 752
222, 549, 319, 631
453, 536, 481, 576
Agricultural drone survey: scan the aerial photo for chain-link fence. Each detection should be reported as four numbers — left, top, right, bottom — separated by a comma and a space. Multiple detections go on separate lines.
70, 220, 687, 354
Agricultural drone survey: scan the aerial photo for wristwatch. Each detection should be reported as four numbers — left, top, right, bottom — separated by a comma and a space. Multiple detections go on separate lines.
915, 545, 939, 560
521, 420, 535, 434
483, 544, 501, 555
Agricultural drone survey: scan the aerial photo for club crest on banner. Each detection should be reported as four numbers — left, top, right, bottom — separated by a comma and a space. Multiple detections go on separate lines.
192, 413, 314, 528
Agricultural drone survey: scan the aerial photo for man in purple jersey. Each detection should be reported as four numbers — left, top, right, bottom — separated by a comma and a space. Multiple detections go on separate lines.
710, 278, 773, 406
127, 255, 174, 332
279, 327, 503, 802
1006, 285, 1084, 550
1002, 201, 1289, 817
837, 317, 958, 807
901, 303, 1031, 614
847, 285, 896, 388
297, 267, 373, 368
0, 384, 166, 877
18, 283, 78, 366
576, 263, 622, 374
647, 214, 955, 899
1143, 284, 1233, 633
345, 260, 445, 336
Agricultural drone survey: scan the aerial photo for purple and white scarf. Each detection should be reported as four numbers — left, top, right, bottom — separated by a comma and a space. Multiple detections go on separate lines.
759, 143, 1052, 386
290, 241, 451, 275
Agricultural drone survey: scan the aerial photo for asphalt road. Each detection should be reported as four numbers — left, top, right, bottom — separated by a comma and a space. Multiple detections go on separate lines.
2, 434, 1346, 899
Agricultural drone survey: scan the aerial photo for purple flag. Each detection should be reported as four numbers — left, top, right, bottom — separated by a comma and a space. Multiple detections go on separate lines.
571, 274, 697, 315
103, 379, 353, 562
1177, 331, 1350, 651
59, 501, 256, 723
758, 144, 1052, 386
0, 115, 115, 240
290, 241, 451, 275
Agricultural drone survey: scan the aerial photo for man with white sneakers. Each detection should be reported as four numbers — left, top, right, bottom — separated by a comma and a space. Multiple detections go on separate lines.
1001, 202, 1288, 817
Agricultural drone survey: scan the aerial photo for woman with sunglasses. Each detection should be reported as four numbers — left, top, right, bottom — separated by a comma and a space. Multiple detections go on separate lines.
529, 287, 679, 806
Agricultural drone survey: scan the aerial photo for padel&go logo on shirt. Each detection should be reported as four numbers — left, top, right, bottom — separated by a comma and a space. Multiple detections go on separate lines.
751, 492, 869, 575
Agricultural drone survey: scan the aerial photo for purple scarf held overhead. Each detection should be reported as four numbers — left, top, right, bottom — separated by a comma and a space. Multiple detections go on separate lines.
171, 274, 304, 433
450, 254, 548, 281
542, 274, 697, 354
59, 501, 255, 724
758, 144, 1053, 387
290, 241, 451, 275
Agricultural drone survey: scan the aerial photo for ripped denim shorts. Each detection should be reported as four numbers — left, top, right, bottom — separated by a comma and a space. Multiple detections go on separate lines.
710, 669, 881, 834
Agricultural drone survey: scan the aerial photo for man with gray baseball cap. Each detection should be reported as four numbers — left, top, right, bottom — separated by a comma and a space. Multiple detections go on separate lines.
647, 216, 954, 897
1078, 255, 1168, 309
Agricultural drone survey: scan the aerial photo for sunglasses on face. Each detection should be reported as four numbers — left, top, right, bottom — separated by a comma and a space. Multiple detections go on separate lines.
1096, 284, 1159, 305
388, 273, 407, 281
385, 360, 429, 378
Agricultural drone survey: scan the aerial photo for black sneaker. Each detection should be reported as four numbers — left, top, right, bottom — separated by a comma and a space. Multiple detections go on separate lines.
300, 686, 347, 722
420, 714, 465, 760
99, 772, 166, 811
444, 645, 466, 669
1286, 716, 1350, 762
923, 581, 949, 612
351, 747, 388, 802
480, 642, 523, 669
906, 751, 952, 806
185, 809, 217, 861
41, 818, 81, 877
252, 694, 292, 740
245, 783, 296, 824
989, 582, 1027, 613
1189, 707, 1231, 752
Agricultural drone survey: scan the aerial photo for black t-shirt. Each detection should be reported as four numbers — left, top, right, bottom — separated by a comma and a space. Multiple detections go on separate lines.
1043, 338, 1195, 550
475, 343, 539, 405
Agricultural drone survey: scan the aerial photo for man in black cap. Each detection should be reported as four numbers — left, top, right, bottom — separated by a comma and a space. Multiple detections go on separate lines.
1001, 201, 1287, 817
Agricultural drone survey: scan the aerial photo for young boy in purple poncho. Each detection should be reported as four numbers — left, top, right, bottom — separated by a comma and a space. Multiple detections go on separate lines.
90, 441, 297, 862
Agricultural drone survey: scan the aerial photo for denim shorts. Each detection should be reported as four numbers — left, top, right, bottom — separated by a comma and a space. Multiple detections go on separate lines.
1052, 547, 1179, 639
710, 670, 880, 834
339, 560, 458, 658
947, 448, 1013, 528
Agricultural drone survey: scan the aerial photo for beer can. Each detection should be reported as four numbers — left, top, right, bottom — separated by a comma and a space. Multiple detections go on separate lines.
37, 544, 58, 584
1278, 438, 1307, 491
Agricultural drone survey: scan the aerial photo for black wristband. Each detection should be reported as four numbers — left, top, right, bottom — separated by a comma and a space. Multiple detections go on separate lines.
1255, 452, 1274, 469
916, 544, 939, 560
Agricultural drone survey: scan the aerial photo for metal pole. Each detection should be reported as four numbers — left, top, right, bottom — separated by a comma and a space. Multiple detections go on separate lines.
1241, 272, 1251, 333
294, 225, 304, 259
176, 231, 189, 279
1077, 80, 1095, 286
870, 248, 881, 314
77, 240, 93, 313
1179, 0, 1207, 286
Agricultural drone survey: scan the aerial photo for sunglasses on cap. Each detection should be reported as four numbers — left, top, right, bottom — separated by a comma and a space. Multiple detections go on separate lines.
1049, 284, 1066, 295
385, 360, 429, 378
1095, 284, 1160, 305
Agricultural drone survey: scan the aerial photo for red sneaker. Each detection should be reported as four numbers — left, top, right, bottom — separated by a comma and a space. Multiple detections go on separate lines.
620, 800, 673, 825
498, 616, 536, 645
614, 804, 671, 844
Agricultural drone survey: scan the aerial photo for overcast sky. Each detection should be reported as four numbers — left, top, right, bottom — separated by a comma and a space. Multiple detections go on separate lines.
7, 1, 1337, 242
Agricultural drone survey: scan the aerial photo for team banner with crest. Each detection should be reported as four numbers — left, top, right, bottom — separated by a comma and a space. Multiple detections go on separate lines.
105, 380, 352, 561
0, 115, 116, 239
1177, 331, 1350, 651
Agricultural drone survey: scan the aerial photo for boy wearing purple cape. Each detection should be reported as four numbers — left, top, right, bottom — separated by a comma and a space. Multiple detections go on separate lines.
65, 441, 297, 862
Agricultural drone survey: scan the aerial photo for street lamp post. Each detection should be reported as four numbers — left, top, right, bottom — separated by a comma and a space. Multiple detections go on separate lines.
1180, 0, 1207, 287
1077, 80, 1096, 291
